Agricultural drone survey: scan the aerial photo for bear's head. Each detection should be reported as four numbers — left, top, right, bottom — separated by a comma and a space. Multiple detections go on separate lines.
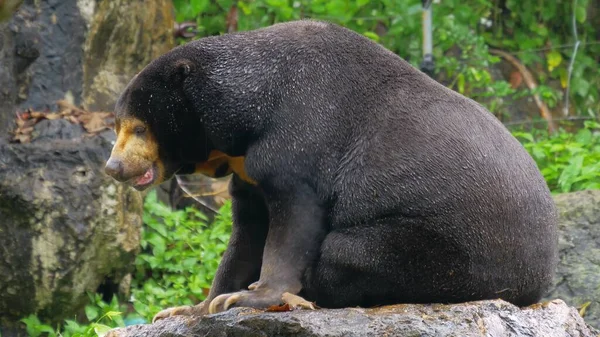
104, 54, 216, 191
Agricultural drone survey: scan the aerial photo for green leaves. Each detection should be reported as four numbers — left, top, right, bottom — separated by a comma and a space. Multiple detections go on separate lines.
132, 190, 232, 322
19, 295, 127, 337
514, 122, 600, 194
575, 5, 587, 23
547, 51, 563, 72
21, 315, 57, 337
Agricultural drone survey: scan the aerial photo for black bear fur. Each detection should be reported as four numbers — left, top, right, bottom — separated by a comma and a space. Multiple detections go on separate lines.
111, 20, 558, 311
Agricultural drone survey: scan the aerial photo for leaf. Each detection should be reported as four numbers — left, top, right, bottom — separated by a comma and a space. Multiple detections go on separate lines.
85, 305, 99, 321
92, 324, 113, 337
190, 0, 209, 14
30, 111, 44, 119
536, 24, 548, 37
79, 112, 113, 133
104, 311, 123, 320
575, 6, 587, 23
266, 303, 292, 312
146, 220, 168, 238
362, 31, 379, 42
575, 128, 592, 145
13, 133, 31, 143
38, 326, 56, 334
559, 68, 568, 88
454, 73, 465, 94
45, 112, 61, 120
514, 132, 534, 142
575, 78, 590, 97
579, 301, 592, 317
546, 50, 562, 72
559, 155, 584, 192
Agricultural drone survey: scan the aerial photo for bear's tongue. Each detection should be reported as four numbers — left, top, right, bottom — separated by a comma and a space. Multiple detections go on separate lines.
135, 168, 154, 186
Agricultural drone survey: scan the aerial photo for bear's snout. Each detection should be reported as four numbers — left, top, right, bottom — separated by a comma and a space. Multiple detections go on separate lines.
104, 158, 125, 181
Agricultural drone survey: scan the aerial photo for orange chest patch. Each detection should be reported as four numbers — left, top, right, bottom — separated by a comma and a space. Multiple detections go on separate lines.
195, 150, 257, 185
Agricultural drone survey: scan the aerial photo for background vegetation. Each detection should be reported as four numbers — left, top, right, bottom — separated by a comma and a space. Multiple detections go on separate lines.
20, 0, 599, 335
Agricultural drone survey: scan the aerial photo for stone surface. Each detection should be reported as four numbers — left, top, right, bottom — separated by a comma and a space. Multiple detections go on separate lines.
107, 299, 598, 337
11, 0, 86, 112
0, 22, 18, 135
0, 0, 175, 136
543, 189, 600, 329
82, 0, 174, 111
0, 132, 143, 326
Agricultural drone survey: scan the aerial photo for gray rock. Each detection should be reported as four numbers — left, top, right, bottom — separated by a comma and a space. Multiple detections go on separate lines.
0, 23, 17, 135
0, 0, 175, 138
543, 189, 600, 329
31, 118, 84, 141
106, 299, 598, 337
0, 136, 142, 326
11, 0, 86, 112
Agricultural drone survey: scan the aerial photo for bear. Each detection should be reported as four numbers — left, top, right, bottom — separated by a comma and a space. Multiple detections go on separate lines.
104, 19, 558, 322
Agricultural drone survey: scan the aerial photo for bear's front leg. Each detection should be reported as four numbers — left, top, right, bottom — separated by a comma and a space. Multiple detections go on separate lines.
153, 175, 269, 322
208, 183, 327, 313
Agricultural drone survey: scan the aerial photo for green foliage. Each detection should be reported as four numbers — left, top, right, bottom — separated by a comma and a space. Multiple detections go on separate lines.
130, 190, 232, 321
17, 193, 233, 336
485, 0, 599, 116
172, 0, 600, 117
513, 121, 600, 193
19, 294, 125, 337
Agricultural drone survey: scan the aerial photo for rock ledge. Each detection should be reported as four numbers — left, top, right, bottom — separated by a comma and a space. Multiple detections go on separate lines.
107, 299, 598, 337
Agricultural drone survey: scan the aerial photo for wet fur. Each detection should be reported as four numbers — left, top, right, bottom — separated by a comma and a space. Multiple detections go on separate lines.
114, 20, 558, 308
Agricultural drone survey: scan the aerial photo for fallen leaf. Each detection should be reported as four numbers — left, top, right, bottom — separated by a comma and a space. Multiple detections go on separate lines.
57, 99, 85, 116
45, 112, 61, 120
79, 112, 113, 133
13, 134, 31, 143
19, 126, 34, 134
30, 111, 44, 119
18, 111, 31, 120
67, 116, 79, 124
265, 303, 292, 312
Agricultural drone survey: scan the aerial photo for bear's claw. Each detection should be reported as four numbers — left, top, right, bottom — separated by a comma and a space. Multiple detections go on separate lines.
281, 292, 318, 310
208, 293, 242, 314
207, 288, 290, 314
152, 302, 206, 323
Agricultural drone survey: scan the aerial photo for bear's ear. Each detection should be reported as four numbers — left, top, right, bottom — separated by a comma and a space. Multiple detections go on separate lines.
170, 59, 195, 83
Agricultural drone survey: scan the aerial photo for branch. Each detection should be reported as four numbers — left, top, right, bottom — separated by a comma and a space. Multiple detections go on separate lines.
489, 48, 557, 134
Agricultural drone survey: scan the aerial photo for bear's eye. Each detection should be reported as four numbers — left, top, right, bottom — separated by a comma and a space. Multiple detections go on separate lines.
134, 126, 146, 135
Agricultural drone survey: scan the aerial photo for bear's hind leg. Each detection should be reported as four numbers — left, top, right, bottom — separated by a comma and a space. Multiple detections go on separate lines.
302, 219, 472, 309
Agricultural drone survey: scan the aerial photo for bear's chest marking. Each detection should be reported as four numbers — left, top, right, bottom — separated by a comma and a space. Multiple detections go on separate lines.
194, 150, 257, 185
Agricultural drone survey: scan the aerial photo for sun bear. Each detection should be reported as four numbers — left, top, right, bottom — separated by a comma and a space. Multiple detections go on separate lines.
104, 20, 558, 322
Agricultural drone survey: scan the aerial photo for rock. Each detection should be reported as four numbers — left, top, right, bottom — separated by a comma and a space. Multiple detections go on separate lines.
0, 135, 142, 327
10, 0, 86, 112
543, 189, 600, 329
0, 0, 174, 327
82, 0, 174, 111
107, 299, 598, 337
0, 0, 175, 136
31, 119, 84, 141
0, 23, 17, 135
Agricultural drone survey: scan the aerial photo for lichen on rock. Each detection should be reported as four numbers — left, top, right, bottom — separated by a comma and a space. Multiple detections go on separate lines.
0, 136, 142, 326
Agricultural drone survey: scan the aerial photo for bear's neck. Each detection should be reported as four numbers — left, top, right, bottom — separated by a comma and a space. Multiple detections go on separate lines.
184, 39, 286, 156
